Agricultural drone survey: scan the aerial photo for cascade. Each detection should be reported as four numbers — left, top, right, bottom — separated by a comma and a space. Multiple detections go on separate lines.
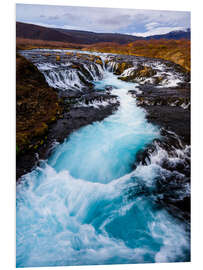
16, 49, 190, 267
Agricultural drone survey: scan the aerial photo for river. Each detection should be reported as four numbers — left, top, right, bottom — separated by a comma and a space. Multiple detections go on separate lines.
16, 49, 190, 267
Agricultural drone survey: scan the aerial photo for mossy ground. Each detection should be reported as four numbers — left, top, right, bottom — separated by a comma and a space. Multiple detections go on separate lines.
16, 53, 62, 155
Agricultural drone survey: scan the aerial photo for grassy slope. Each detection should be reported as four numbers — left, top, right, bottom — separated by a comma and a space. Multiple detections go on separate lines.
84, 39, 191, 71
16, 54, 61, 155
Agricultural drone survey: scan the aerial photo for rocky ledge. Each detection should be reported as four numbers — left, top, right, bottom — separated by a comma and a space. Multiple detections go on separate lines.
128, 84, 190, 145
135, 128, 190, 222
105, 53, 191, 144
16, 54, 119, 180
129, 83, 190, 221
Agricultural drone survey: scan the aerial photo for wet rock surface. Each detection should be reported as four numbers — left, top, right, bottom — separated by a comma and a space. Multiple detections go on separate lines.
129, 85, 190, 145
16, 93, 119, 180
16, 86, 119, 180
125, 64, 191, 221
17, 50, 191, 219
107, 54, 191, 221
134, 129, 190, 222
104, 54, 190, 87
16, 51, 120, 180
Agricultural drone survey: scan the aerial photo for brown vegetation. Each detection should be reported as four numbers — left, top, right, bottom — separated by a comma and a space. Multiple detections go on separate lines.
83, 39, 190, 71
17, 37, 190, 71
16, 37, 85, 50
16, 53, 61, 155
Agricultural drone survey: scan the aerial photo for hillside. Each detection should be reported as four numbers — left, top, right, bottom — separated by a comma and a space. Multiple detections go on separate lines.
16, 22, 190, 45
147, 29, 190, 40
16, 22, 190, 71
57, 29, 144, 44
16, 22, 76, 43
16, 22, 143, 44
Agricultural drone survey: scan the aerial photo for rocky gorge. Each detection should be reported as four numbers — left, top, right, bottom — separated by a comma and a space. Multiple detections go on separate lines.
16, 48, 191, 267
16, 52, 120, 179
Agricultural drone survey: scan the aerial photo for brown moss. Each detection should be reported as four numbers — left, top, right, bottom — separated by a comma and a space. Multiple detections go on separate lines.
154, 76, 164, 85
33, 123, 48, 137
66, 52, 74, 56
95, 58, 103, 66
16, 54, 61, 155
71, 64, 80, 69
138, 66, 156, 77
114, 62, 133, 75
56, 55, 60, 61
118, 65, 156, 82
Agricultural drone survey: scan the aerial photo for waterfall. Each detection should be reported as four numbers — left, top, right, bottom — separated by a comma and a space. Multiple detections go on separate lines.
106, 61, 119, 72
36, 60, 105, 91
16, 49, 190, 267
120, 67, 135, 77
42, 69, 85, 90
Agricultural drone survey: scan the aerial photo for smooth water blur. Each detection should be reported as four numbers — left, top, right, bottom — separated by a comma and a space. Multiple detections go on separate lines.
16, 65, 190, 267
48, 72, 158, 183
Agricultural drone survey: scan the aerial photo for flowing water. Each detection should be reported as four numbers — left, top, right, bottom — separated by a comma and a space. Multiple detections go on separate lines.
16, 50, 190, 267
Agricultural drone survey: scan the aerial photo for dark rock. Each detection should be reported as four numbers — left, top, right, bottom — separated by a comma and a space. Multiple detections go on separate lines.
17, 86, 119, 180
105, 85, 113, 91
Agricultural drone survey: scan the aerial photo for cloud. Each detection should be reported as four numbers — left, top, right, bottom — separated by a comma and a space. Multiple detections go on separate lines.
16, 4, 190, 34
48, 15, 60, 20
130, 26, 187, 37
145, 22, 160, 31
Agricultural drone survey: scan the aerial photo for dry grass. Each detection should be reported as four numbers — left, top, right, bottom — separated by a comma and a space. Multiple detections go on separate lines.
16, 37, 85, 50
84, 39, 191, 71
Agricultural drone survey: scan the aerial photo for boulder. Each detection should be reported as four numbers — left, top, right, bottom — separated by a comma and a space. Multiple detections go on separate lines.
114, 62, 133, 75
118, 65, 157, 82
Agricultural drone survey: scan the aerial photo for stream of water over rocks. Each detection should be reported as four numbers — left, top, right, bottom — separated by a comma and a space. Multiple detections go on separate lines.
16, 49, 190, 267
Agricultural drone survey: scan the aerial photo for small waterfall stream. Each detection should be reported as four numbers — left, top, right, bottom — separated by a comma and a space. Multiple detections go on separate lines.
16, 49, 190, 267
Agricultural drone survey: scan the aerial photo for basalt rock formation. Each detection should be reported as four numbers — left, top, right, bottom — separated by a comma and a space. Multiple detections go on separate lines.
16, 52, 120, 180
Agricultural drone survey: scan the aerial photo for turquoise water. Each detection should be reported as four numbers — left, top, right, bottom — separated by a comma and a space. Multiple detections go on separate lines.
16, 70, 190, 267
49, 73, 157, 183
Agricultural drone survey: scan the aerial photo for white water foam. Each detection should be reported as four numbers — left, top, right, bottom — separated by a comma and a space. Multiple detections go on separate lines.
16, 50, 190, 267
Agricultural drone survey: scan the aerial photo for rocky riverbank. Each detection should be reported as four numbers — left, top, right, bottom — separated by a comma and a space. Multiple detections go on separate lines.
17, 49, 190, 193
102, 53, 190, 144
16, 53, 119, 180
129, 80, 190, 222
129, 85, 190, 145
105, 53, 191, 222
16, 53, 60, 179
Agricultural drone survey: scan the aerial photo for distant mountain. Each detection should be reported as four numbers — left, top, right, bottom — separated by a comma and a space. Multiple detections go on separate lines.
16, 22, 76, 43
146, 29, 190, 40
57, 28, 146, 44
16, 22, 144, 45
16, 22, 190, 45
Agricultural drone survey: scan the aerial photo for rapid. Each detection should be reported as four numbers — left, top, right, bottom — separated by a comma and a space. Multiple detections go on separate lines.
16, 49, 190, 267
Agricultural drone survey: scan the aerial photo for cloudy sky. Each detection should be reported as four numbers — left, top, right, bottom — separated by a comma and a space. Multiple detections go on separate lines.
16, 4, 190, 37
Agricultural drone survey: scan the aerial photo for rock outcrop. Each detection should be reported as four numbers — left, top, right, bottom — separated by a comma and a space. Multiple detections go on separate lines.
16, 53, 119, 180
129, 85, 190, 145
118, 65, 156, 82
